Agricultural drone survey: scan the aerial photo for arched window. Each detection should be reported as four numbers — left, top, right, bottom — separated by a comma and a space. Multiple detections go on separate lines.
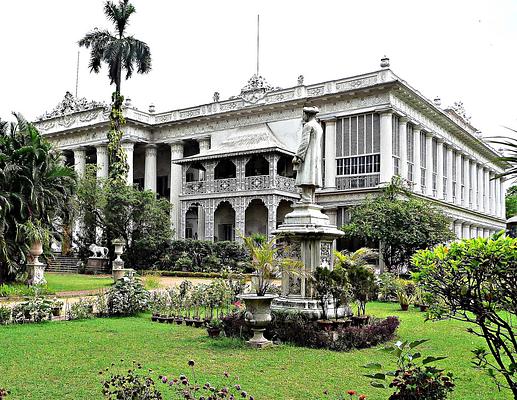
245, 155, 269, 177
214, 159, 236, 179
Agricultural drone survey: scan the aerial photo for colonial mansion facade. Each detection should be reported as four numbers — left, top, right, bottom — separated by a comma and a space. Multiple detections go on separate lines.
35, 61, 507, 247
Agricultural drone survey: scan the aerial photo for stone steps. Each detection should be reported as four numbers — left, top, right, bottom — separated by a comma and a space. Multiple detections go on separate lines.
47, 254, 81, 273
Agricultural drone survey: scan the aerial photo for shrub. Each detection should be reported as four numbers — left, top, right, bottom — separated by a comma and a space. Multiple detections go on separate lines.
377, 272, 399, 301
12, 294, 52, 323
364, 339, 454, 399
106, 277, 149, 316
100, 361, 162, 400
413, 234, 517, 396
67, 299, 95, 320
0, 306, 11, 324
222, 311, 399, 351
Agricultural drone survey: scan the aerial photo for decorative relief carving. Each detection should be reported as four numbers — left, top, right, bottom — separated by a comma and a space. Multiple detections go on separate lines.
336, 76, 378, 91
180, 109, 201, 119
320, 242, 332, 268
37, 91, 106, 120
78, 110, 100, 122
307, 86, 324, 96
239, 74, 280, 104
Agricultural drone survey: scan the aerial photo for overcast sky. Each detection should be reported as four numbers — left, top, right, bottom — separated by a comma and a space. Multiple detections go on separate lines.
2, 0, 516, 138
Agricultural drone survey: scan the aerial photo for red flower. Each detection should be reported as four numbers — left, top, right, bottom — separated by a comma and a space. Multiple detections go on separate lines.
347, 390, 357, 396
359, 395, 367, 400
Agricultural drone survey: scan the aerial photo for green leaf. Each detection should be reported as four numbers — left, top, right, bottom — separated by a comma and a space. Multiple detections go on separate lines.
363, 363, 382, 370
364, 373, 386, 380
422, 356, 447, 365
370, 381, 386, 388
409, 339, 429, 349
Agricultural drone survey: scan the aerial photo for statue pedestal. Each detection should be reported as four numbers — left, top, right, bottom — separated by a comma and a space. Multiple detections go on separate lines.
86, 257, 109, 274
27, 262, 47, 285
272, 202, 349, 318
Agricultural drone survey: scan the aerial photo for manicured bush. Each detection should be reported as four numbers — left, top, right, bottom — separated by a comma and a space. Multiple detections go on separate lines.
104, 277, 149, 316
0, 306, 11, 324
155, 240, 250, 273
66, 299, 95, 321
222, 311, 399, 351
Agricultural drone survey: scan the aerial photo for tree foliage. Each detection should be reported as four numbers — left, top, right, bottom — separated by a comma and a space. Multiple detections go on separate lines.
0, 114, 76, 282
506, 185, 517, 219
74, 167, 172, 270
412, 234, 517, 396
342, 179, 455, 272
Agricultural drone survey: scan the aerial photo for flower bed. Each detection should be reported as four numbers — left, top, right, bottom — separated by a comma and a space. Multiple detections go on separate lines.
222, 311, 399, 351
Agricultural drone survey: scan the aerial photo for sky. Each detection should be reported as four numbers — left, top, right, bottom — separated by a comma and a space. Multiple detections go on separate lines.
1, 0, 517, 139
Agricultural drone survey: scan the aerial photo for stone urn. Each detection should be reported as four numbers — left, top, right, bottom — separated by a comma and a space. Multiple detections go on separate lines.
237, 293, 277, 348
29, 240, 43, 262
27, 240, 46, 285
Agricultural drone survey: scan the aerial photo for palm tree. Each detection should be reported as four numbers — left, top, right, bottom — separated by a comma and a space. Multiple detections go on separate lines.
79, 0, 151, 183
489, 128, 517, 180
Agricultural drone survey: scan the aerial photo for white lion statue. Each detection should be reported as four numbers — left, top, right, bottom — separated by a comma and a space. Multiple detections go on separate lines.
89, 243, 109, 258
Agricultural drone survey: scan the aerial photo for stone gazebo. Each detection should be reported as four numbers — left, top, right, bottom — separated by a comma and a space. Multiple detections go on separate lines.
174, 123, 299, 241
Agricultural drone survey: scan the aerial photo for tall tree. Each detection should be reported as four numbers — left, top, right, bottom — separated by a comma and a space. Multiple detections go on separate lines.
79, 0, 151, 184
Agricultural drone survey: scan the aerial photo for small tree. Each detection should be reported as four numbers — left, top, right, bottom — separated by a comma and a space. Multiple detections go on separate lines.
412, 233, 517, 396
312, 266, 333, 320
342, 178, 455, 272
334, 248, 377, 317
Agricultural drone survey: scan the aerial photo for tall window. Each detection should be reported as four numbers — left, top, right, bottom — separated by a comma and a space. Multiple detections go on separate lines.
432, 139, 438, 196
420, 132, 427, 190
392, 115, 400, 176
335, 113, 381, 189
407, 124, 414, 183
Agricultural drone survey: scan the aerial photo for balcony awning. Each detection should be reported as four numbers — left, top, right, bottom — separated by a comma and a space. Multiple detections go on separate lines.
174, 123, 295, 163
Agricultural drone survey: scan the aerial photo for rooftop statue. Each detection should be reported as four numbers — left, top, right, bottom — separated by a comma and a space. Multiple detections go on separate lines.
292, 106, 323, 203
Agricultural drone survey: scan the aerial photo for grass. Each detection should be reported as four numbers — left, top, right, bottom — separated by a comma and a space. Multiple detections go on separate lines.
0, 302, 511, 400
43, 273, 113, 293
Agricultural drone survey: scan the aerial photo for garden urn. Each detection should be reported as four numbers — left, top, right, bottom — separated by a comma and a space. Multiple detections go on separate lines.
237, 293, 277, 348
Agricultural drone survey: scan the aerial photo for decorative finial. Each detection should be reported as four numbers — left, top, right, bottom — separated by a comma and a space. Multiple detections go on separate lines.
433, 96, 441, 107
213, 92, 220, 102
380, 55, 390, 68
297, 75, 304, 86
124, 98, 132, 107
148, 103, 155, 113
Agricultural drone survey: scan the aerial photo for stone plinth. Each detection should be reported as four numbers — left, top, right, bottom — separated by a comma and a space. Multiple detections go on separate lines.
272, 202, 347, 318
86, 257, 109, 274
27, 262, 46, 285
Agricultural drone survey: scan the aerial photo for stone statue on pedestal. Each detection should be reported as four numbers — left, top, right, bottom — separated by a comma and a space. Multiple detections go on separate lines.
292, 107, 323, 203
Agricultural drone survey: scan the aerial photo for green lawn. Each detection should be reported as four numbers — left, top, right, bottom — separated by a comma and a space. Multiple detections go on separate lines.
44, 273, 113, 293
0, 302, 511, 400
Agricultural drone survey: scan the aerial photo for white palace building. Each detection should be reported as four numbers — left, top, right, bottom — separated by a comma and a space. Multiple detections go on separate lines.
35, 58, 506, 248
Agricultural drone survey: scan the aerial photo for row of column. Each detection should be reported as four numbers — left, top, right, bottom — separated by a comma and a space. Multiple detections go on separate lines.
453, 220, 502, 239
378, 111, 504, 219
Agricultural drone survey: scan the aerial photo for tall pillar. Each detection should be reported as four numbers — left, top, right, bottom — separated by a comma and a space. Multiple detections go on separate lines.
462, 222, 471, 239
198, 204, 206, 240
436, 140, 444, 199
198, 136, 211, 154
483, 168, 490, 213
489, 171, 496, 215
324, 119, 337, 189
170, 141, 184, 238
446, 146, 454, 202
495, 176, 500, 217
413, 127, 421, 193
73, 147, 87, 178
380, 111, 393, 184
96, 144, 109, 179
399, 118, 408, 180
454, 220, 463, 239
144, 144, 158, 192
478, 165, 484, 212
121, 141, 135, 186
499, 178, 506, 218
455, 151, 462, 205
425, 133, 433, 197
463, 156, 470, 208
471, 162, 478, 210
470, 225, 477, 239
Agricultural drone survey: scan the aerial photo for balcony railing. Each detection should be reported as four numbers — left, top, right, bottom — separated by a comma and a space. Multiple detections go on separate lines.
336, 174, 380, 190
185, 181, 207, 195
182, 175, 296, 195
244, 175, 270, 190
275, 176, 296, 191
213, 178, 238, 193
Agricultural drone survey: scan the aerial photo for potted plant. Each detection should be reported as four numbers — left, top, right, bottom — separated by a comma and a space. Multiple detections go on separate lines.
397, 289, 410, 311
206, 318, 223, 338
238, 233, 302, 348
311, 266, 334, 330
335, 248, 378, 326
50, 298, 63, 317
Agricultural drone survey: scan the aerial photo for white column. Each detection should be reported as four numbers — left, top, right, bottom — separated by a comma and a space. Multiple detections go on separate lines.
144, 144, 158, 192
324, 119, 337, 189
489, 171, 496, 215
462, 222, 471, 239
500, 178, 506, 218
454, 220, 463, 239
463, 156, 470, 208
455, 151, 462, 205
478, 165, 484, 212
73, 147, 87, 178
170, 142, 184, 239
436, 140, 444, 199
198, 136, 211, 154
495, 176, 501, 217
471, 162, 478, 210
446, 146, 454, 202
121, 141, 134, 186
413, 127, 421, 193
425, 133, 433, 197
399, 118, 408, 180
483, 168, 490, 213
95, 144, 109, 179
470, 225, 477, 238
380, 111, 393, 184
